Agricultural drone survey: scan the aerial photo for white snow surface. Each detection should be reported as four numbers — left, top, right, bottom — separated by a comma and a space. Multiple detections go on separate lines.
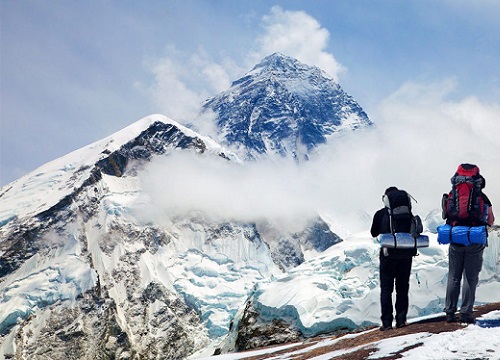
0, 231, 96, 334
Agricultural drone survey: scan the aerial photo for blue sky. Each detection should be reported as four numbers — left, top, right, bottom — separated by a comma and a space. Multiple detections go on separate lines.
1, 0, 500, 189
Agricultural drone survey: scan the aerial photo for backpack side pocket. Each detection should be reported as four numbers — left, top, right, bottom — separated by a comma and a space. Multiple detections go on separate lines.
410, 215, 423, 238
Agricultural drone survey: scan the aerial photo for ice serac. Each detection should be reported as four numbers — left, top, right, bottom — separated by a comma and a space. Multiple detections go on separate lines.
201, 52, 372, 161
231, 227, 500, 352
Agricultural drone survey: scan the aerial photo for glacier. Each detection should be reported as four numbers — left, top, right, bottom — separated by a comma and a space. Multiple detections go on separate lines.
245, 227, 500, 335
197, 221, 499, 356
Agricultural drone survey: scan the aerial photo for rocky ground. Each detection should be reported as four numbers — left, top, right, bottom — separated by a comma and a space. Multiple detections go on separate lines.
226, 302, 500, 360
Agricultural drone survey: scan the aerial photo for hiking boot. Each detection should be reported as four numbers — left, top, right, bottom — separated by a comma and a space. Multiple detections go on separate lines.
446, 313, 457, 323
379, 325, 393, 331
460, 314, 475, 324
396, 321, 408, 329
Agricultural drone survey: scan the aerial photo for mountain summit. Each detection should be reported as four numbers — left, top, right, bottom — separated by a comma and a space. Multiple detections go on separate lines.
202, 52, 372, 160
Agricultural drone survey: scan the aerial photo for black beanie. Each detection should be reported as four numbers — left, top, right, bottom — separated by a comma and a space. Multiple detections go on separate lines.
385, 186, 398, 195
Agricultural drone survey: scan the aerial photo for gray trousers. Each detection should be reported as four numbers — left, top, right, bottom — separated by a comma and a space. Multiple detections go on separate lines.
445, 243, 485, 315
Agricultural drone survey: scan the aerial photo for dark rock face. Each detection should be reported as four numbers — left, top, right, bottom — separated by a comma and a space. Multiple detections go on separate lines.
257, 217, 342, 271
96, 121, 208, 177
299, 217, 342, 252
202, 53, 372, 160
0, 226, 40, 278
236, 301, 302, 351
14, 292, 133, 359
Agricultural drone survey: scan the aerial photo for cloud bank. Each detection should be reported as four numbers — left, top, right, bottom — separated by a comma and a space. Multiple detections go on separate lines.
138, 79, 500, 234
138, 153, 315, 232
311, 78, 500, 222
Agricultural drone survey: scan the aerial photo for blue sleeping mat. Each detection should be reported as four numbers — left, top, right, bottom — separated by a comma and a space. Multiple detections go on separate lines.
437, 224, 487, 245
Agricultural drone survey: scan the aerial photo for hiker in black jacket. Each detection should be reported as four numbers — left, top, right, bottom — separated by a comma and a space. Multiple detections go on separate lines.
371, 187, 417, 331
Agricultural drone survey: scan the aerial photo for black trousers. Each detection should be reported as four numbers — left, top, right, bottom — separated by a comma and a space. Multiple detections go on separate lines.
379, 254, 413, 326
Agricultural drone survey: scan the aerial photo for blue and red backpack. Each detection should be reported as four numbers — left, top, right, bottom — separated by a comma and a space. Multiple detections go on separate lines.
443, 163, 487, 226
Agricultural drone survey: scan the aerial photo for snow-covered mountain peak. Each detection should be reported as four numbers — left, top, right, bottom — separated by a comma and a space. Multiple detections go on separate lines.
201, 53, 372, 161
238, 53, 338, 100
245, 52, 323, 80
0, 114, 237, 230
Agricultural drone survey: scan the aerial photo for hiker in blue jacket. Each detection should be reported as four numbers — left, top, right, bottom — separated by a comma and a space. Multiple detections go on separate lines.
371, 187, 417, 331
443, 163, 495, 324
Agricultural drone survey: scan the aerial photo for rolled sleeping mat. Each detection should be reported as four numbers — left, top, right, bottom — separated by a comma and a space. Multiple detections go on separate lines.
437, 224, 487, 245
378, 233, 430, 248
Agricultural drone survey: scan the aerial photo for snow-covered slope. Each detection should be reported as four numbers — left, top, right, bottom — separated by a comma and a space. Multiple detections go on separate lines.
0, 114, 237, 230
0, 114, 239, 278
0, 113, 341, 358
0, 114, 249, 358
201, 52, 372, 161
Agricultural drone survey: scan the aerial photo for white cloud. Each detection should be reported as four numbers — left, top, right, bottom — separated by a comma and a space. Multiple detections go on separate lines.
147, 52, 204, 123
137, 78, 500, 235
190, 49, 234, 93
146, 46, 238, 126
137, 152, 316, 233
329, 78, 500, 218
253, 6, 345, 81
